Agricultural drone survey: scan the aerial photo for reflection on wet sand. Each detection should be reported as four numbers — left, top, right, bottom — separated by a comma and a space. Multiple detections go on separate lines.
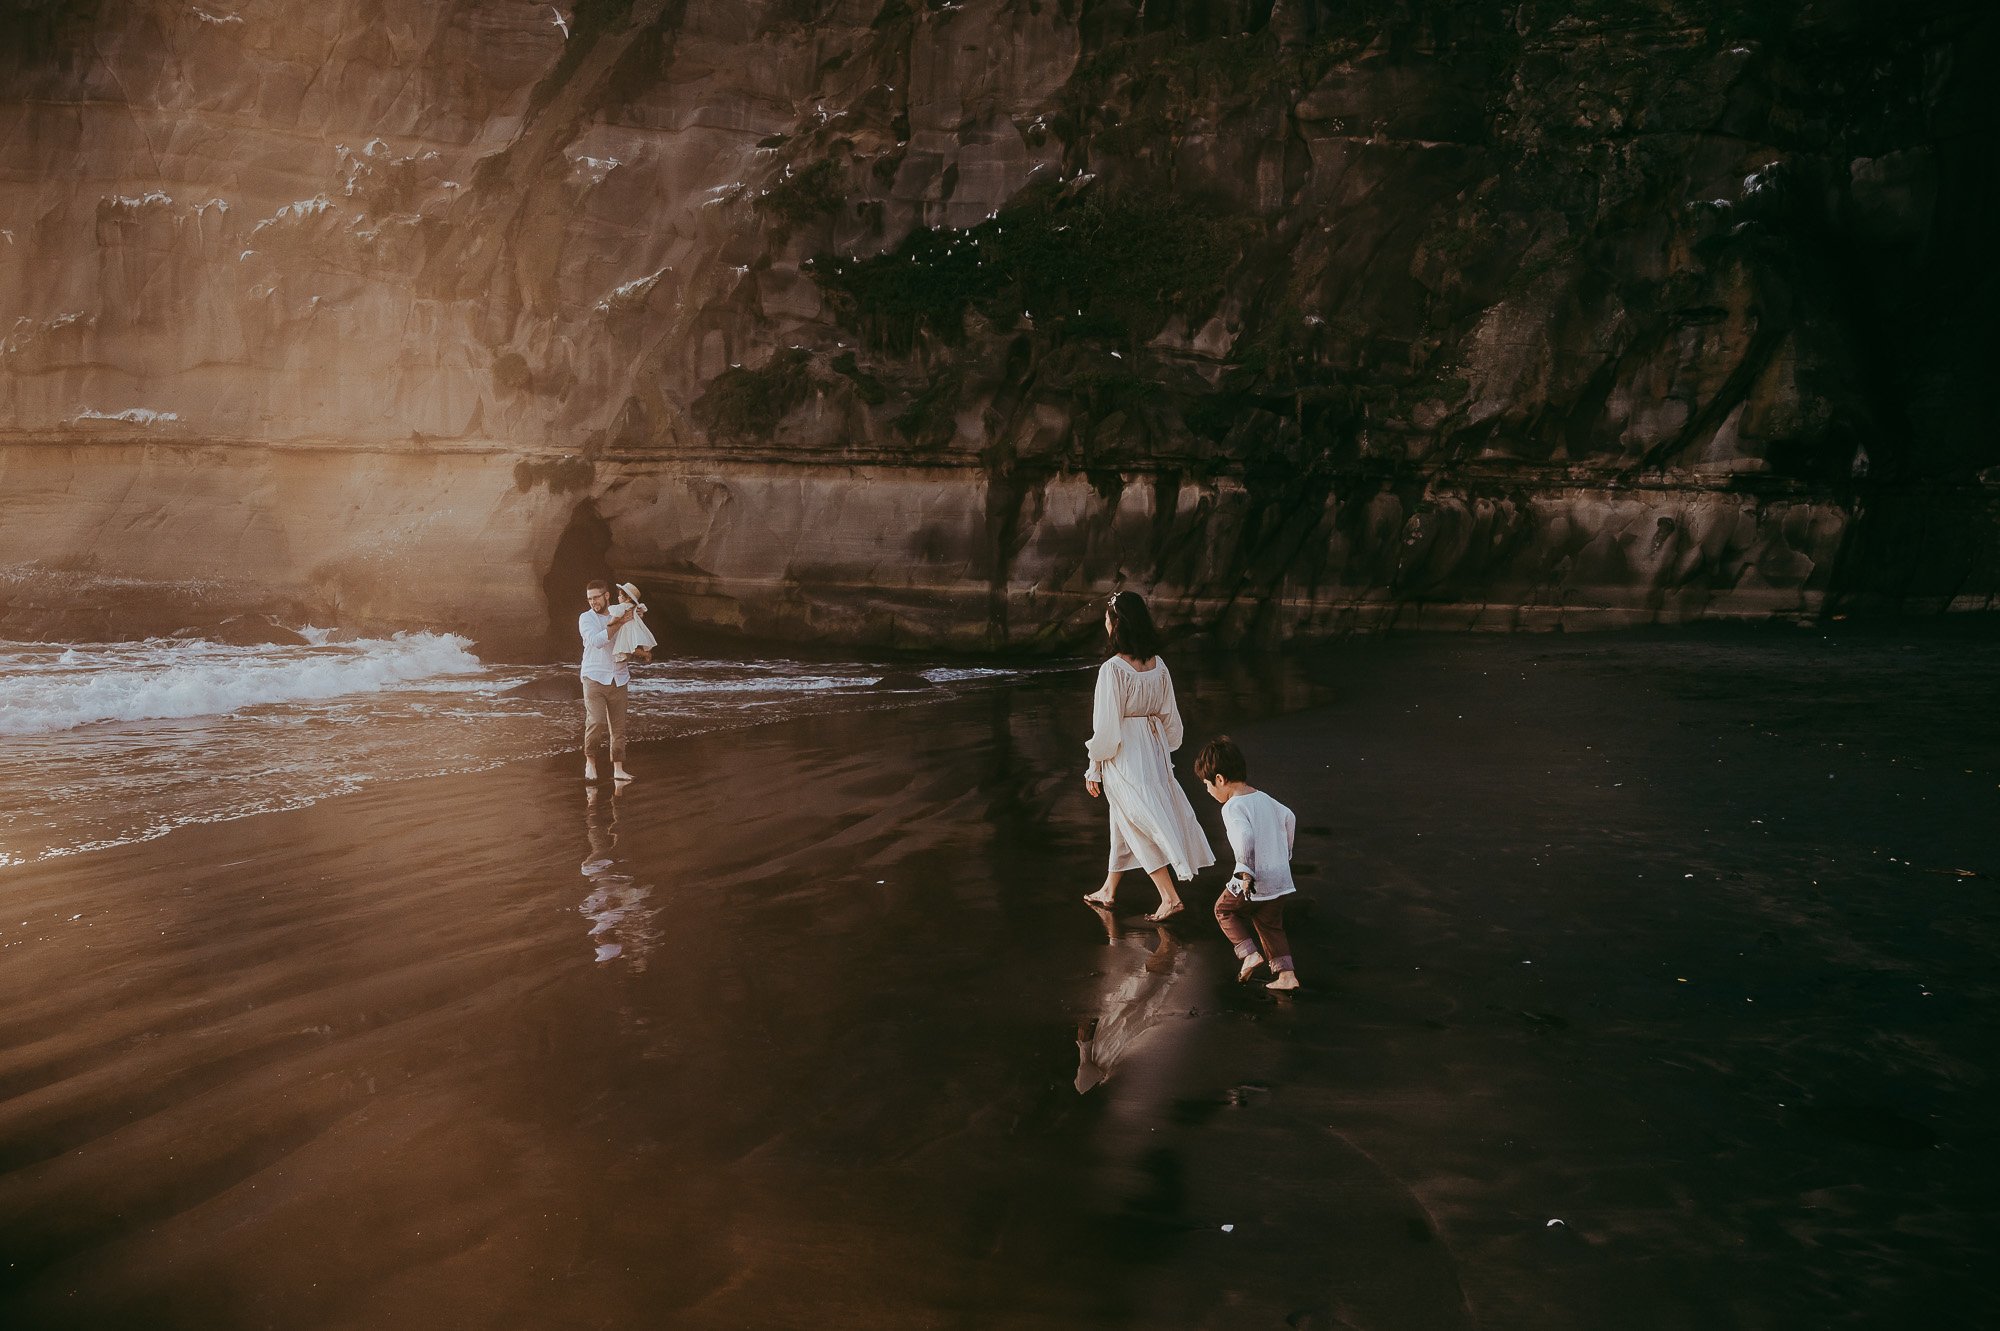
579, 786, 660, 968
2, 635, 1994, 1328
1075, 913, 1185, 1094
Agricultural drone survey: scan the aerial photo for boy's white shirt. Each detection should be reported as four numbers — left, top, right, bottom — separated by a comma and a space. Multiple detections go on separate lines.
1221, 789, 1298, 901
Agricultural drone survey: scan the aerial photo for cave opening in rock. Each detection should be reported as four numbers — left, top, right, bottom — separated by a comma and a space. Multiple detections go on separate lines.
541, 501, 613, 656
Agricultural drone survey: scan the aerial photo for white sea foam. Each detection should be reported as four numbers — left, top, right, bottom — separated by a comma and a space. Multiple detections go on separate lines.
919, 666, 1016, 683
0, 645, 1031, 865
628, 671, 863, 697
0, 633, 483, 736
73, 407, 180, 425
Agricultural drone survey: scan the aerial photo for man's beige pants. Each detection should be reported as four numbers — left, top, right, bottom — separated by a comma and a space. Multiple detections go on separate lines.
582, 678, 627, 764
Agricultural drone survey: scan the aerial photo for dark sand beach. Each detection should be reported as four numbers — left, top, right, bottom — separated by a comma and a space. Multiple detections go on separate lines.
2, 630, 1996, 1329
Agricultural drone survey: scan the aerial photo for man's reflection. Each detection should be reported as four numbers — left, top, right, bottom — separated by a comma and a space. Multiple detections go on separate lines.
581, 785, 660, 969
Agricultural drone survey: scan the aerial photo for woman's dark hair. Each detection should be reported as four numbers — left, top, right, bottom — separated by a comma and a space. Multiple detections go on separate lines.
1105, 590, 1162, 661
1193, 735, 1248, 785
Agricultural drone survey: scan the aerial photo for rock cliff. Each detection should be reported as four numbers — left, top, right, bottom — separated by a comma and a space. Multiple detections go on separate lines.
1, 0, 1994, 651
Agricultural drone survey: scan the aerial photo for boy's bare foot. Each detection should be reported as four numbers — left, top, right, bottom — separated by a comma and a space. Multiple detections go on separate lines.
1236, 953, 1265, 982
1265, 971, 1300, 992
584, 762, 600, 782
612, 766, 635, 783
1145, 901, 1185, 923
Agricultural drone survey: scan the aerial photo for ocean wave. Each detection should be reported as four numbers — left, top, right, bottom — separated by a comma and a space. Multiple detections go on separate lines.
0, 633, 484, 735
628, 672, 869, 697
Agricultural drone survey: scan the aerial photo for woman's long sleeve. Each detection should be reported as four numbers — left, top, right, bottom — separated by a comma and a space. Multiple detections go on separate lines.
1084, 663, 1123, 780
1161, 669, 1184, 752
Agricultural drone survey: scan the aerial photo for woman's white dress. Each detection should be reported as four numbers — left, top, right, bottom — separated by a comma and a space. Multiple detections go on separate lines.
1085, 655, 1215, 880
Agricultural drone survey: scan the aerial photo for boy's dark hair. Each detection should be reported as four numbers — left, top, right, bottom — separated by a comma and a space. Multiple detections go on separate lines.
1105, 590, 1162, 661
586, 579, 610, 595
1193, 735, 1248, 785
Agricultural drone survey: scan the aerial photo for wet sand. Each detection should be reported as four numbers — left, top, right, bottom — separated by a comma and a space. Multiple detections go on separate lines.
2, 630, 1996, 1329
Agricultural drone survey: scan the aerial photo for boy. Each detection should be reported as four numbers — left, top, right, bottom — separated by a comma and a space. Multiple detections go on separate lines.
1194, 735, 1300, 991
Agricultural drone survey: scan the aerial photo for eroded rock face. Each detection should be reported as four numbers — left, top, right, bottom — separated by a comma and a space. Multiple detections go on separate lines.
1, 0, 1994, 649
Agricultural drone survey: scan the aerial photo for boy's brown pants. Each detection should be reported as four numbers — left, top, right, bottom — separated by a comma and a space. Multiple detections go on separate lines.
1214, 892, 1295, 973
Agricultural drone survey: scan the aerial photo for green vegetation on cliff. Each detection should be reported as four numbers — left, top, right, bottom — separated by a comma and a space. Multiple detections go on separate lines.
808, 183, 1253, 352
755, 160, 847, 226
0, 0, 99, 64
691, 348, 816, 439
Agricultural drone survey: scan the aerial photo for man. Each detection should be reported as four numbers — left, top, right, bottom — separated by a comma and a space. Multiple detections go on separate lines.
579, 579, 637, 783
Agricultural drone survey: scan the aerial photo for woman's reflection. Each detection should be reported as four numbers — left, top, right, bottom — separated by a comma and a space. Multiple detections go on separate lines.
1074, 910, 1186, 1094
581, 785, 661, 968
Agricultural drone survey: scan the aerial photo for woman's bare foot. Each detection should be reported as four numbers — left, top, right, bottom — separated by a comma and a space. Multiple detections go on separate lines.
1265, 971, 1300, 992
1145, 900, 1185, 923
1236, 953, 1265, 982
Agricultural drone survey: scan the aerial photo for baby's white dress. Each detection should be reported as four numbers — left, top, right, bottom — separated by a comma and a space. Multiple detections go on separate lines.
611, 603, 658, 660
1085, 655, 1215, 880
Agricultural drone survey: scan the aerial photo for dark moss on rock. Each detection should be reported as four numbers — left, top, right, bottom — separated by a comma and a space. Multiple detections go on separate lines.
831, 351, 888, 405
755, 159, 848, 227
893, 367, 962, 448
691, 349, 819, 440
808, 182, 1254, 353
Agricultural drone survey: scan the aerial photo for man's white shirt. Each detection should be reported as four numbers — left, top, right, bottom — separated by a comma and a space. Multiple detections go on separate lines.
578, 609, 631, 686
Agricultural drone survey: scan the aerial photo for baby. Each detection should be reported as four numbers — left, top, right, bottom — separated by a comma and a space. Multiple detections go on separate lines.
611, 582, 658, 664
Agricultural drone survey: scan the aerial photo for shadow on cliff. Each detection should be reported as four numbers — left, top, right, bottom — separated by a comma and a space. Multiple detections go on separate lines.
541, 501, 614, 651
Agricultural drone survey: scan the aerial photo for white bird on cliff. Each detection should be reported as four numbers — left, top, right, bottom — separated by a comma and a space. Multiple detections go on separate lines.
549, 6, 570, 38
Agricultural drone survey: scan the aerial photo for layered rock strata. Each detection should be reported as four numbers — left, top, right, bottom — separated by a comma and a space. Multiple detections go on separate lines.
1, 0, 1993, 650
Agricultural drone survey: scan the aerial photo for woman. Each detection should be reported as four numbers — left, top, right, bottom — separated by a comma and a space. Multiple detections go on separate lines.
1082, 591, 1215, 920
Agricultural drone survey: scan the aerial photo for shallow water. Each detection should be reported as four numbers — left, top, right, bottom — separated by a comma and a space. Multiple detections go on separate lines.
0, 626, 1995, 1329
0, 635, 1032, 865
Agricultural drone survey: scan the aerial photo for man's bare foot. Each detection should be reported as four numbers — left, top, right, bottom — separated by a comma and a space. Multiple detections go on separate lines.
1145, 900, 1185, 923
584, 762, 600, 782
1265, 971, 1300, 992
612, 766, 635, 783
1236, 953, 1265, 982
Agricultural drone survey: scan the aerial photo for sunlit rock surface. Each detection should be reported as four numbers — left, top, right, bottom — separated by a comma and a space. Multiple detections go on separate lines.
1, 0, 1994, 651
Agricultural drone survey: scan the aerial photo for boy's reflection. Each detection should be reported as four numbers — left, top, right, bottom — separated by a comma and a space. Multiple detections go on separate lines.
581, 786, 661, 969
